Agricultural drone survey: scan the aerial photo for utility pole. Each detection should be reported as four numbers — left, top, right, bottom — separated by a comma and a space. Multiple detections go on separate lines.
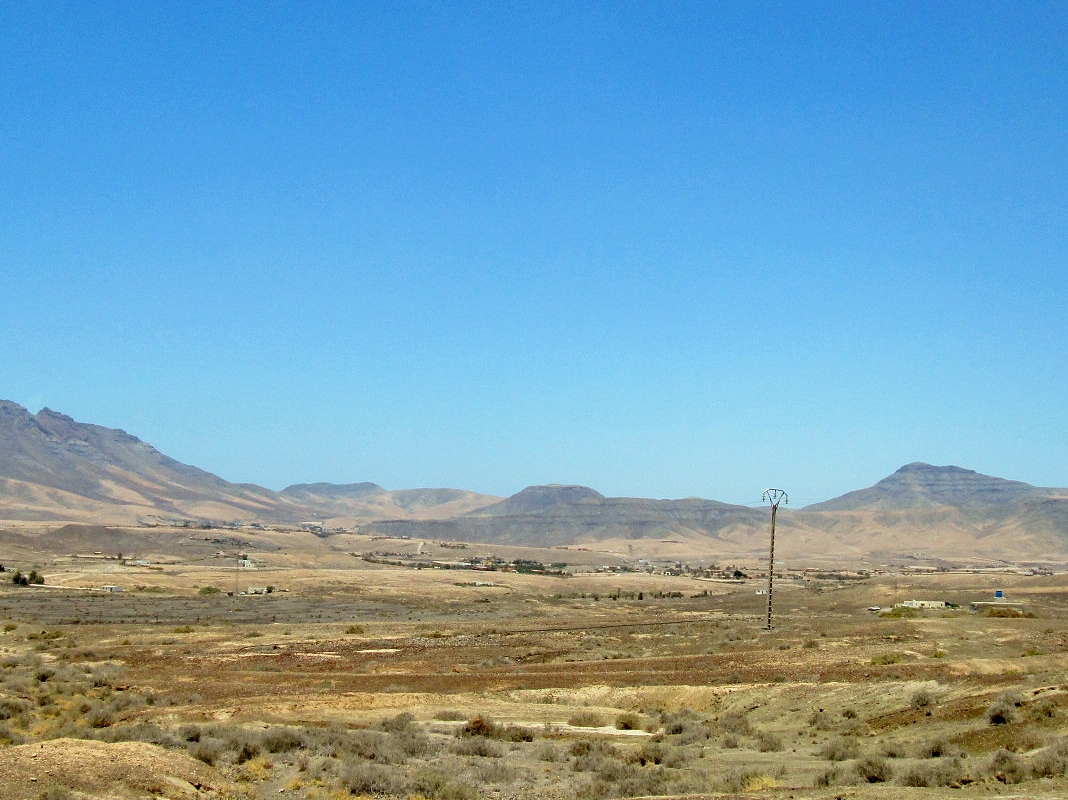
762, 489, 788, 630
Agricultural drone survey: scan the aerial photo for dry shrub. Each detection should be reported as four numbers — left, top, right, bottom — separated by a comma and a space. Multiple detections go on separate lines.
755, 731, 783, 752
987, 697, 1020, 725
897, 757, 966, 787
615, 711, 641, 730
570, 738, 622, 773
461, 714, 500, 737
340, 760, 408, 796
568, 710, 605, 728
452, 735, 504, 758
910, 687, 936, 709
854, 754, 892, 783
349, 729, 407, 764
627, 742, 683, 767
410, 768, 479, 800
808, 709, 836, 731
189, 738, 226, 765
457, 714, 530, 742
661, 708, 712, 744
918, 736, 962, 759
0, 696, 30, 721
717, 710, 751, 736
819, 735, 860, 762
990, 748, 1027, 784
261, 726, 308, 753
535, 741, 563, 762
815, 764, 847, 787
0, 722, 26, 745
721, 769, 775, 793
434, 708, 466, 721
1031, 736, 1068, 778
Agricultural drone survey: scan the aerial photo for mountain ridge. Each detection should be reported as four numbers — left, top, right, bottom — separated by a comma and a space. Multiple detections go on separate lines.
1, 400, 1066, 561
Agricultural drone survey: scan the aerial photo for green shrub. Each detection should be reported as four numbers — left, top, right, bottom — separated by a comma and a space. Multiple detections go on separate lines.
197, 586, 220, 595
871, 652, 903, 665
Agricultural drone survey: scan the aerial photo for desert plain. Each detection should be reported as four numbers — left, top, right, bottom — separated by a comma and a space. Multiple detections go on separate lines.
1, 526, 1068, 800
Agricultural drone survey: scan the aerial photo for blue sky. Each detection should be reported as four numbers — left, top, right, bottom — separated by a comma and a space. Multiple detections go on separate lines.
3, 2, 1066, 506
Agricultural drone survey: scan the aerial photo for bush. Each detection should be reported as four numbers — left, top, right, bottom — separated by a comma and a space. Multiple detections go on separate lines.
820, 736, 860, 762
717, 710, 752, 735
898, 757, 966, 787
189, 738, 226, 766
855, 754, 892, 783
460, 714, 499, 737
990, 748, 1027, 784
808, 709, 836, 731
987, 702, 1016, 725
197, 586, 220, 595
568, 710, 605, 728
570, 738, 622, 773
661, 709, 712, 743
261, 726, 307, 753
918, 737, 961, 759
871, 652, 903, 665
615, 711, 641, 730
1031, 737, 1068, 778
451, 735, 504, 758
340, 760, 408, 796
756, 731, 783, 752
910, 688, 936, 709
410, 769, 479, 800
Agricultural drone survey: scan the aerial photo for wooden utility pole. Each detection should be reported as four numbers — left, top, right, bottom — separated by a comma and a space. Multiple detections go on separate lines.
762, 489, 788, 630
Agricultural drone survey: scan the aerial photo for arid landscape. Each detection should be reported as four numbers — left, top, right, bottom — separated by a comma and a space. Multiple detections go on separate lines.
2, 528, 1068, 800
3, 403, 1068, 798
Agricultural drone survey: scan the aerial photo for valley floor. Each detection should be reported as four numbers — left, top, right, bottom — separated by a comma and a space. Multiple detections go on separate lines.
2, 564, 1068, 799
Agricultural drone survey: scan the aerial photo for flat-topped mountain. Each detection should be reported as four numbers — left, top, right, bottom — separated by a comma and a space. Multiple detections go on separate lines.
2, 400, 1066, 562
806, 462, 1048, 511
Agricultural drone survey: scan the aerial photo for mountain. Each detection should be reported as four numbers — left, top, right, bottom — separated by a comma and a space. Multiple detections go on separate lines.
2, 400, 1067, 562
0, 400, 299, 523
796, 463, 1068, 563
361, 487, 764, 548
0, 401, 492, 526
805, 462, 1049, 511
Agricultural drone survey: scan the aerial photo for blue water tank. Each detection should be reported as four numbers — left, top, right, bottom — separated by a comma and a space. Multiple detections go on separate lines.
994, 590, 1004, 598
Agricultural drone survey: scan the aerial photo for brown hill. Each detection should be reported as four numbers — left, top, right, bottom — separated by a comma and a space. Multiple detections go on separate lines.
1, 400, 1066, 563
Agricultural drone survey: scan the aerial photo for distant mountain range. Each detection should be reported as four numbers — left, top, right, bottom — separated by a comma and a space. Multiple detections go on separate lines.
2, 400, 1066, 563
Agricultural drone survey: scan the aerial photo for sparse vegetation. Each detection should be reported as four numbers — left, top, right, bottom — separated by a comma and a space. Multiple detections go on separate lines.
0, 553, 1065, 799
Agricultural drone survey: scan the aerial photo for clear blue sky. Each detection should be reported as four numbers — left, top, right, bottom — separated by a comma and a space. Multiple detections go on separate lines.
3, 2, 1066, 506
